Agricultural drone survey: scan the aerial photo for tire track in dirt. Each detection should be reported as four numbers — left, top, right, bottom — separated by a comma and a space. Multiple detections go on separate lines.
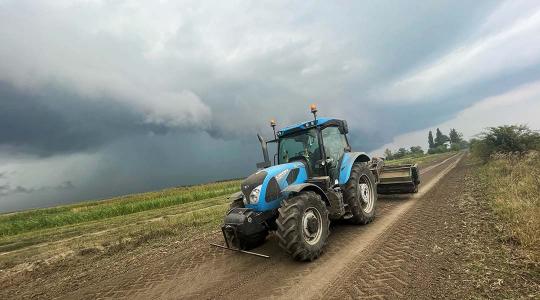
322, 154, 468, 299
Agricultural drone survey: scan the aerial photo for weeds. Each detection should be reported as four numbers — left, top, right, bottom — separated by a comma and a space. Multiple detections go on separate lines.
475, 151, 540, 261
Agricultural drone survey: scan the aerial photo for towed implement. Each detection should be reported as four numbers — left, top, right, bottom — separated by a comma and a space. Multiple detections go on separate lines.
375, 163, 420, 194
213, 105, 421, 261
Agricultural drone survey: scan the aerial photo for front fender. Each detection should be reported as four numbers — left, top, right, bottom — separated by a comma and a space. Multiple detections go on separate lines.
338, 152, 371, 184
282, 183, 329, 204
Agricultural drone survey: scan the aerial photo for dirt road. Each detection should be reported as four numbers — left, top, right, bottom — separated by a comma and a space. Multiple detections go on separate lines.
3, 152, 537, 299
36, 153, 465, 300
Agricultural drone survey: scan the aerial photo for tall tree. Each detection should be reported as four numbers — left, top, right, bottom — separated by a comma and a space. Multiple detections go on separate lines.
384, 148, 393, 160
449, 128, 462, 145
434, 128, 449, 147
428, 130, 435, 149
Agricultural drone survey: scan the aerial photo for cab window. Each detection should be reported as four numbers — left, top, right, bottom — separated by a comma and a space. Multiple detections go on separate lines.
322, 126, 348, 179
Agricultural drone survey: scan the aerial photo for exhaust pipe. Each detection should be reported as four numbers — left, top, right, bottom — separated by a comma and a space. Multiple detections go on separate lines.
256, 134, 271, 169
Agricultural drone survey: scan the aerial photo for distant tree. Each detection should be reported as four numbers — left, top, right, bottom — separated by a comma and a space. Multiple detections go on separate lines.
428, 131, 435, 149
396, 147, 408, 158
449, 128, 463, 145
409, 146, 424, 155
384, 148, 393, 160
428, 145, 448, 154
434, 128, 450, 147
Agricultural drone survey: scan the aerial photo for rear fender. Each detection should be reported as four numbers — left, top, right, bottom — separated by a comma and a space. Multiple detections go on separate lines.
338, 152, 371, 184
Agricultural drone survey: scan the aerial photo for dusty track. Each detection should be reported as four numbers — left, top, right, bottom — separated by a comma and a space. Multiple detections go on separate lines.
50, 153, 463, 299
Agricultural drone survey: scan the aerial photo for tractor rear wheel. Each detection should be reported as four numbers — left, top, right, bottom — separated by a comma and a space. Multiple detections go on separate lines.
275, 191, 330, 261
343, 162, 378, 225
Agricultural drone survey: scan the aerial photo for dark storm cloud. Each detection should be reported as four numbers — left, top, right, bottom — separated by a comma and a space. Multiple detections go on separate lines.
0, 81, 170, 156
0, 181, 74, 197
0, 0, 505, 153
1, 0, 540, 212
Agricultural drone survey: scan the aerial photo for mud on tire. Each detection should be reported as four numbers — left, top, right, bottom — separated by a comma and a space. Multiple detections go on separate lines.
343, 162, 378, 225
275, 191, 330, 261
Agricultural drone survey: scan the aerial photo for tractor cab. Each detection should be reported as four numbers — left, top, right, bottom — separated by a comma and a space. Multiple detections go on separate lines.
257, 106, 350, 184
277, 118, 349, 181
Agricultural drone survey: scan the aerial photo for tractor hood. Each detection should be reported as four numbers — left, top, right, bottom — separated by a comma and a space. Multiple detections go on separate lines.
241, 161, 308, 211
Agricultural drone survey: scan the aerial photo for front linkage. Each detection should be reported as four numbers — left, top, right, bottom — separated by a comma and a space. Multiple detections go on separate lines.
210, 208, 274, 258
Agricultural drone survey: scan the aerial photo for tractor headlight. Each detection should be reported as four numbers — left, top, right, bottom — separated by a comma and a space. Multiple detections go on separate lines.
249, 184, 262, 204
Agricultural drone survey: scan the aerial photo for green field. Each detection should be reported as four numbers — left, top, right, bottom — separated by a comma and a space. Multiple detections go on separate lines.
0, 180, 241, 237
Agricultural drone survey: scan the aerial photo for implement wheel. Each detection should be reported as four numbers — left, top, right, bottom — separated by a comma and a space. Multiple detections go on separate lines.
343, 162, 378, 224
275, 191, 330, 261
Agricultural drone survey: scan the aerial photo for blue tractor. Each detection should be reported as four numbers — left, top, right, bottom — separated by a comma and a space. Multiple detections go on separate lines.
220, 105, 419, 261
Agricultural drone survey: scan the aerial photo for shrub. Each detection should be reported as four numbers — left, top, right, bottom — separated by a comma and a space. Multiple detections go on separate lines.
471, 125, 540, 162
477, 151, 540, 261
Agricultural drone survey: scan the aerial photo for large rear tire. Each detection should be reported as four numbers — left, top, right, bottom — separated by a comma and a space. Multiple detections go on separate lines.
343, 162, 378, 224
275, 191, 330, 261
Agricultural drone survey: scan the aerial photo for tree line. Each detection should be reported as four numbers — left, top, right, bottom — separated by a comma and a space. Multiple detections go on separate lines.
384, 127, 468, 160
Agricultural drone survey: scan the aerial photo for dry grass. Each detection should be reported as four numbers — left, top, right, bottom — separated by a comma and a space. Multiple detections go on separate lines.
476, 151, 540, 261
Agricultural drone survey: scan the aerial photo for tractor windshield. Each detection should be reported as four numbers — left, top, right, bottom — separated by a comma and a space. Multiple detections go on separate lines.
278, 128, 321, 173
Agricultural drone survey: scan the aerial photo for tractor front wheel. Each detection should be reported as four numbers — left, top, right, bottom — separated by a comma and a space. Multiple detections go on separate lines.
275, 191, 330, 261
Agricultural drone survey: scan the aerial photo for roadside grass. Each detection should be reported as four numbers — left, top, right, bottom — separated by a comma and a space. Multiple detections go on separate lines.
0, 180, 241, 237
0, 195, 231, 269
475, 151, 540, 262
385, 151, 457, 166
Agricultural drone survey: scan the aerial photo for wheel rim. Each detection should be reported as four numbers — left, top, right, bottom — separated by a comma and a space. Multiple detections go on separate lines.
302, 207, 323, 245
358, 175, 374, 214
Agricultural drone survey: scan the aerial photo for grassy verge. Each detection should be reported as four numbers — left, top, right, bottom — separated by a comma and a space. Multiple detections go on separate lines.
474, 151, 540, 262
0, 180, 241, 237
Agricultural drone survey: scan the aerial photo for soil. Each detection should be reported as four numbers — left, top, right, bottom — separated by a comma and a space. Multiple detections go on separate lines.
1, 153, 538, 299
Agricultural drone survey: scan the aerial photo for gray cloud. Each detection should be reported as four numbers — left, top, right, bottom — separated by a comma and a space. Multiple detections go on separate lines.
0, 0, 539, 211
0, 181, 75, 197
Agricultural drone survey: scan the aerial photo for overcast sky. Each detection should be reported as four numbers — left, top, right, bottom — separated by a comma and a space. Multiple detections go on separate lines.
1, 0, 540, 212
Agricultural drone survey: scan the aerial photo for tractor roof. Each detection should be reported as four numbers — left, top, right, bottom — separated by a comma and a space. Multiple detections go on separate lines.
277, 117, 345, 137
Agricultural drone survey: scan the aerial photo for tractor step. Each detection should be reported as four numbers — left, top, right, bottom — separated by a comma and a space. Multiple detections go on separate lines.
342, 212, 353, 220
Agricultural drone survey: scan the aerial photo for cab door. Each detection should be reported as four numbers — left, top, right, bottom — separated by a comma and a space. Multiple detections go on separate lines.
321, 126, 349, 182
